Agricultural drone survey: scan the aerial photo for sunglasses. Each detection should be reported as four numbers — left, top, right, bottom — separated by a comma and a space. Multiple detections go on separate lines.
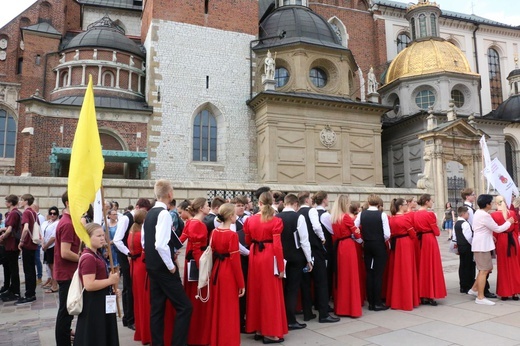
49, 212, 58, 215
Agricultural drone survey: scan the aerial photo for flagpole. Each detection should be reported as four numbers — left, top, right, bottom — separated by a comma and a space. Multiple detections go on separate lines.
101, 186, 122, 318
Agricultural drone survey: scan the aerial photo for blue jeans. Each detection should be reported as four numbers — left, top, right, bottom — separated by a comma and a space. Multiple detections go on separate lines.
34, 245, 42, 279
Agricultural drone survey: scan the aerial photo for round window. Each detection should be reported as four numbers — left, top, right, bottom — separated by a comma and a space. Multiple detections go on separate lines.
451, 89, 465, 107
415, 90, 435, 109
310, 67, 327, 88
275, 67, 289, 88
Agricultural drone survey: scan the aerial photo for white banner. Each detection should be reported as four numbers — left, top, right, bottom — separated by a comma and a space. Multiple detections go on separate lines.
487, 158, 519, 207
480, 135, 493, 193
93, 188, 103, 225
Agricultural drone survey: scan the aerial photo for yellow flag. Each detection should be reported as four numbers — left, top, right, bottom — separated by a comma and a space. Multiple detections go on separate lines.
67, 75, 104, 248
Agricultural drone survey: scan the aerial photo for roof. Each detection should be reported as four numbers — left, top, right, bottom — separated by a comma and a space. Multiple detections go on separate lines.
76, 0, 142, 11
50, 96, 152, 111
63, 16, 145, 57
254, 6, 346, 51
375, 0, 518, 29
21, 22, 61, 36
485, 94, 520, 121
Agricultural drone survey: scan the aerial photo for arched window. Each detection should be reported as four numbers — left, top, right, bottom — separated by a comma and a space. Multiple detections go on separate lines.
397, 33, 411, 53
410, 18, 416, 40
505, 140, 517, 183
328, 17, 348, 47
419, 14, 427, 38
102, 71, 115, 87
193, 110, 217, 162
0, 109, 16, 158
488, 48, 503, 109
430, 13, 437, 36
275, 67, 289, 88
62, 72, 69, 87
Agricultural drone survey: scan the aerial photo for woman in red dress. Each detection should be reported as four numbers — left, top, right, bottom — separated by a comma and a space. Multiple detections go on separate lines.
180, 197, 211, 345
244, 192, 287, 344
405, 197, 420, 275
413, 194, 446, 306
128, 209, 151, 345
348, 202, 366, 303
490, 196, 520, 300
209, 203, 245, 346
386, 198, 419, 311
331, 195, 362, 318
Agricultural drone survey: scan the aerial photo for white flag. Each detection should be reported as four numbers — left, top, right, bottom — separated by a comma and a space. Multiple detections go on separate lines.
480, 135, 493, 193
487, 158, 519, 207
93, 189, 103, 225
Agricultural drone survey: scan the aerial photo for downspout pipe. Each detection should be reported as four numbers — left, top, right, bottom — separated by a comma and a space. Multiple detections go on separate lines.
472, 24, 483, 116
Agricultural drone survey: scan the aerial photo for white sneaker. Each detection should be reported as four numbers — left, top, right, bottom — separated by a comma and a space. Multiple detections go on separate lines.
475, 298, 495, 306
467, 289, 478, 296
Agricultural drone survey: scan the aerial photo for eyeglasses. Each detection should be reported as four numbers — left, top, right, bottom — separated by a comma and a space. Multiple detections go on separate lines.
49, 212, 57, 215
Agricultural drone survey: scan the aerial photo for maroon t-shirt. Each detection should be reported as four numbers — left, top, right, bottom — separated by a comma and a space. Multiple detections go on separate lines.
78, 248, 108, 286
3, 208, 21, 251
20, 208, 38, 250
54, 213, 81, 281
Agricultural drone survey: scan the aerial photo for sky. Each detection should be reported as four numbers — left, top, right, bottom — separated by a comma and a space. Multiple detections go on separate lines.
0, 0, 519, 28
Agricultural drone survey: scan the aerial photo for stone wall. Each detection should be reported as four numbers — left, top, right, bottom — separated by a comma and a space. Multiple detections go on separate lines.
0, 176, 426, 215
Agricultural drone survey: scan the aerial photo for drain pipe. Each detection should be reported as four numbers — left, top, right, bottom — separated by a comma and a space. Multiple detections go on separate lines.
472, 24, 483, 116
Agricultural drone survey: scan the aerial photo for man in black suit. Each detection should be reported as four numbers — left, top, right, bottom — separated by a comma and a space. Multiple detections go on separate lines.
277, 194, 313, 330
203, 196, 225, 238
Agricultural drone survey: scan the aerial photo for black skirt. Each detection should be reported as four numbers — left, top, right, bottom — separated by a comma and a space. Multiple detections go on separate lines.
43, 247, 54, 264
74, 287, 119, 346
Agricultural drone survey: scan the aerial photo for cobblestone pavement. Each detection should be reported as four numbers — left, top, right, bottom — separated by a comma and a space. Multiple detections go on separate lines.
1, 235, 520, 345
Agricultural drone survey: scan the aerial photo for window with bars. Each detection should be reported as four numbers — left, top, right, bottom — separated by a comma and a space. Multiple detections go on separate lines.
415, 89, 435, 109
0, 109, 16, 158
505, 140, 517, 183
419, 14, 427, 38
488, 48, 503, 109
430, 14, 437, 36
397, 33, 411, 53
193, 110, 217, 162
411, 18, 416, 40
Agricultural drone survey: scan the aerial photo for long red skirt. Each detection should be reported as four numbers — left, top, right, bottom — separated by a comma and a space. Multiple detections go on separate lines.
495, 232, 520, 297
386, 237, 419, 310
131, 257, 151, 345
184, 268, 211, 345
418, 233, 446, 299
333, 238, 362, 317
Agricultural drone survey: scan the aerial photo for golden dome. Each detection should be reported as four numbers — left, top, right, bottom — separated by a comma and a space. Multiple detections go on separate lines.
385, 38, 478, 84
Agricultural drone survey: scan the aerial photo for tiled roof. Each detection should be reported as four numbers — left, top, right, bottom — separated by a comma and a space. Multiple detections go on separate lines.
76, 0, 142, 11
22, 22, 61, 36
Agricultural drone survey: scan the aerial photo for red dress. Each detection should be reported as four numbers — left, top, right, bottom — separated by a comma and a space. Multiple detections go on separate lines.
491, 210, 520, 297
182, 219, 211, 345
413, 210, 447, 299
128, 231, 151, 345
210, 229, 245, 346
349, 214, 366, 303
386, 213, 419, 310
244, 215, 287, 338
332, 214, 362, 317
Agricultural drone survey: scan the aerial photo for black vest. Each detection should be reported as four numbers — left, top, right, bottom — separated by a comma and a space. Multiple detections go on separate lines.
122, 211, 134, 247
144, 207, 175, 272
236, 216, 247, 249
204, 213, 216, 240
317, 209, 333, 255
454, 219, 472, 254
360, 209, 384, 242
298, 207, 325, 256
277, 211, 306, 263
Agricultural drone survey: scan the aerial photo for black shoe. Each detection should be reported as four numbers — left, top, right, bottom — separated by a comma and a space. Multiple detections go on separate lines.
127, 324, 135, 331
2, 293, 19, 302
501, 297, 509, 301
288, 322, 306, 330
368, 305, 375, 311
513, 295, 519, 301
14, 296, 35, 306
484, 292, 497, 299
254, 334, 263, 341
319, 315, 340, 323
263, 337, 284, 344
0, 290, 11, 298
373, 304, 389, 311
303, 313, 317, 321
0, 286, 9, 294
428, 299, 437, 306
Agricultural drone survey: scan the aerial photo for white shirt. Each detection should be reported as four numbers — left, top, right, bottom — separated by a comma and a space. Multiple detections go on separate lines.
37, 213, 45, 226
452, 217, 473, 244
114, 210, 134, 255
464, 202, 474, 225
282, 207, 312, 262
316, 205, 333, 235
299, 205, 325, 241
471, 209, 510, 252
42, 219, 59, 248
218, 214, 250, 256
142, 201, 175, 271
354, 206, 391, 241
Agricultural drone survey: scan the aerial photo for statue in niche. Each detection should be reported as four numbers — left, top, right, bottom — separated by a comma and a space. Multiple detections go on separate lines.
358, 67, 366, 102
112, 51, 117, 62
73, 50, 79, 61
367, 66, 378, 94
93, 49, 98, 60
59, 53, 65, 64
129, 55, 135, 67
264, 50, 276, 80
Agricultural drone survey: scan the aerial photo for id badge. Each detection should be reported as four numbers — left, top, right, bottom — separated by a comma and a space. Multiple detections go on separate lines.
106, 295, 117, 314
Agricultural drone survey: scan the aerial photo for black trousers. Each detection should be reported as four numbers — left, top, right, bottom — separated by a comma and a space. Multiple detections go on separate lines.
117, 251, 134, 325
148, 268, 192, 346
21, 248, 36, 298
363, 240, 387, 307
284, 259, 306, 324
4, 250, 20, 295
56, 280, 73, 346
301, 251, 329, 319
458, 250, 475, 292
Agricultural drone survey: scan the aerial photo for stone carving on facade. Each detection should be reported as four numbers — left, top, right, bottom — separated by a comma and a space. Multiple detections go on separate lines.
447, 100, 457, 121
358, 67, 366, 102
264, 50, 275, 80
0, 51, 5, 61
112, 51, 117, 62
59, 53, 65, 64
141, 61, 146, 71
319, 125, 337, 149
129, 55, 135, 67
0, 38, 7, 49
367, 66, 378, 94
19, 40, 24, 51
93, 49, 98, 60
73, 50, 79, 60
